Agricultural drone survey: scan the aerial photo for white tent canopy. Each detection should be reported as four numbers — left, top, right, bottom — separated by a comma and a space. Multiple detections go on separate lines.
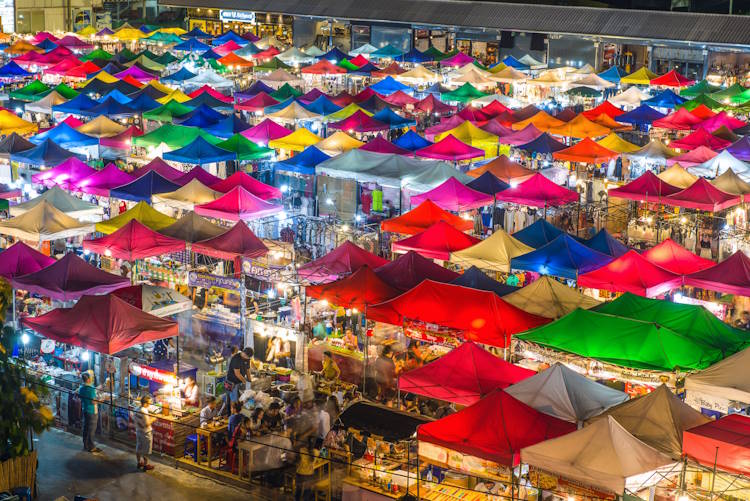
472, 93, 523, 109
260, 68, 304, 89
276, 47, 314, 65
395, 64, 439, 84
685, 345, 750, 405
518, 54, 546, 69
570, 73, 616, 90
609, 86, 651, 108
25, 91, 67, 114
689, 149, 750, 180
181, 71, 233, 92
303, 45, 326, 57
349, 43, 378, 56
10, 186, 103, 220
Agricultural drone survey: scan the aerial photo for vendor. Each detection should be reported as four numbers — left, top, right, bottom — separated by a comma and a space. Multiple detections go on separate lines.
181, 376, 200, 407
342, 329, 358, 351
319, 351, 340, 382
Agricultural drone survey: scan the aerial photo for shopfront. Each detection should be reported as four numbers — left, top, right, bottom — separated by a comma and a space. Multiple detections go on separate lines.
187, 8, 293, 43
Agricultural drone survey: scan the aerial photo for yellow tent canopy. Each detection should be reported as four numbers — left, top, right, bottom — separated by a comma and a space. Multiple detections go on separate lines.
157, 89, 191, 104
82, 71, 119, 85
548, 114, 611, 139
0, 110, 37, 135
658, 163, 698, 189
436, 120, 499, 158
76, 115, 127, 138
0, 200, 93, 242
325, 103, 373, 121
5, 40, 42, 55
503, 275, 601, 319
314, 131, 364, 155
450, 228, 533, 273
158, 27, 187, 35
153, 179, 222, 210
76, 26, 97, 37
95, 201, 176, 234
511, 110, 566, 132
488, 63, 508, 74
268, 127, 322, 152
114, 27, 146, 41
620, 67, 659, 86
267, 102, 322, 122
147, 80, 175, 95
597, 133, 641, 154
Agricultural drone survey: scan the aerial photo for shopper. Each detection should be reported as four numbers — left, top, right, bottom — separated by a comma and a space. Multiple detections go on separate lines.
226, 347, 254, 403
135, 395, 156, 471
78, 372, 100, 453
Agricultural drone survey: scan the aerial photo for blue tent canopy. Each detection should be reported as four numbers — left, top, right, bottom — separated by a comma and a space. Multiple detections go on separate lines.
240, 80, 274, 97
617, 104, 666, 126
183, 92, 234, 110
182, 27, 212, 39
350, 62, 381, 75
234, 43, 261, 57
302, 96, 342, 116
52, 93, 99, 115
369, 76, 411, 96
517, 133, 568, 154
512, 219, 563, 248
580, 229, 629, 257
274, 145, 330, 175
372, 107, 416, 129
398, 47, 431, 63
422, 82, 452, 97
163, 67, 197, 83
29, 123, 98, 148
200, 49, 221, 60
82, 97, 138, 118
598, 66, 623, 83
174, 103, 226, 127
212, 30, 247, 46
263, 97, 295, 114
451, 266, 517, 296
510, 234, 614, 280
174, 38, 211, 52
109, 171, 181, 202
642, 89, 687, 109
466, 171, 509, 195
35, 38, 57, 51
126, 92, 161, 112
163, 136, 235, 166
0, 61, 32, 78
502, 56, 529, 70
393, 130, 432, 151
370, 44, 404, 59
10, 139, 83, 166
318, 47, 348, 62
98, 89, 133, 105
205, 114, 252, 139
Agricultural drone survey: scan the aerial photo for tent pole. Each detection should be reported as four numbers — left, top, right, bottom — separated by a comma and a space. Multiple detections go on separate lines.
710, 445, 719, 499
12, 288, 17, 331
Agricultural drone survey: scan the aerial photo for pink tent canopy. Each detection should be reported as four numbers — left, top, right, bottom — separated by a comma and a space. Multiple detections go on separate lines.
240, 118, 292, 146
359, 136, 411, 155
175, 166, 223, 187
382, 90, 419, 107
666, 145, 717, 167
375, 250, 459, 291
75, 162, 135, 196
0, 241, 55, 279
32, 157, 96, 190
696, 111, 747, 132
99, 126, 144, 150
194, 186, 283, 221
663, 178, 741, 211
392, 221, 480, 260
498, 124, 544, 146
653, 108, 704, 130
415, 134, 485, 161
131, 157, 185, 183
578, 250, 683, 297
188, 85, 234, 103
115, 66, 158, 83
398, 341, 535, 405
56, 35, 93, 50
410, 176, 493, 211
83, 219, 186, 260
235, 92, 279, 112
670, 128, 731, 151
495, 173, 579, 207
328, 110, 390, 133
481, 119, 514, 137
441, 52, 475, 67
11, 252, 129, 301
683, 251, 749, 296
45, 58, 83, 76
607, 170, 681, 202
191, 221, 268, 260
424, 115, 468, 141
31, 31, 58, 44
298, 240, 388, 283
413, 95, 457, 116
214, 40, 243, 56
210, 171, 281, 200
457, 107, 491, 122
641, 238, 715, 274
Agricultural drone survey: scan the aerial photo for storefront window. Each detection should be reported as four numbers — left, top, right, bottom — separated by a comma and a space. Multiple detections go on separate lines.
371, 25, 410, 52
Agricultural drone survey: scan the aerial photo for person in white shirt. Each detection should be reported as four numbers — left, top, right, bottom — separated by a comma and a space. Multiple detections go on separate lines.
315, 398, 330, 448
199, 396, 219, 426
135, 395, 157, 471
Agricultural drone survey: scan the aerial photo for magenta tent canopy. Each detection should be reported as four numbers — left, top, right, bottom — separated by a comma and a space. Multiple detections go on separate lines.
210, 171, 281, 200
0, 241, 56, 279
75, 163, 135, 196
175, 166, 223, 187
298, 240, 388, 284
425, 116, 468, 141
131, 157, 185, 183
662, 178, 741, 212
359, 136, 411, 155
31, 157, 96, 189
499, 124, 544, 146
328, 110, 389, 133
11, 252, 130, 301
240, 118, 292, 146
684, 251, 750, 296
441, 52, 475, 67
192, 221, 268, 260
194, 186, 283, 221
410, 176, 493, 211
115, 66, 158, 83
666, 146, 717, 167
695, 111, 747, 132
670, 127, 731, 151
415, 134, 485, 161
83, 219, 186, 261
607, 171, 681, 202
495, 173, 579, 207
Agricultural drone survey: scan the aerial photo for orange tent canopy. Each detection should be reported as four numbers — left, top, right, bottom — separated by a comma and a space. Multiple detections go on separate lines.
590, 113, 631, 131
553, 137, 620, 163
547, 114, 611, 139
467, 155, 535, 183
381, 199, 473, 235
217, 52, 253, 68
511, 111, 566, 132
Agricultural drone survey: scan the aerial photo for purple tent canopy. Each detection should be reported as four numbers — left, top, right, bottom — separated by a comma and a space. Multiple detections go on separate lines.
115, 66, 158, 83
11, 252, 130, 301
0, 242, 55, 279
175, 166, 223, 186
75, 163, 135, 197
726, 137, 750, 162
440, 52, 475, 67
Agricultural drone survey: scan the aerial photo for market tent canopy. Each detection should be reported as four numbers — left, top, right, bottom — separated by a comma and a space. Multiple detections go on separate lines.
683, 251, 750, 296
306, 265, 399, 310
374, 251, 459, 292
410, 177, 492, 212
0, 242, 55, 279
643, 88, 688, 108
298, 240, 388, 284
502, 275, 601, 319
641, 238, 715, 274
417, 390, 575, 466
683, 415, 750, 477
547, 114, 611, 139
511, 234, 613, 280
685, 346, 750, 405
392, 130, 433, 152
84, 219, 186, 260
512, 219, 564, 248
689, 149, 750, 179
391, 221, 480, 260
578, 250, 682, 297
712, 167, 750, 196
662, 178, 740, 212
0, 200, 93, 242
268, 127, 321, 152
653, 107, 704, 130
157, 211, 226, 243
580, 228, 629, 257
724, 136, 750, 163
194, 186, 283, 221
495, 173, 579, 208
110, 171, 182, 203
626, 140, 678, 164
521, 416, 674, 494
450, 266, 518, 296
0, 133, 35, 160
273, 145, 330, 175
607, 171, 681, 202
467, 155, 534, 183
22, 294, 178, 355
466, 171, 510, 195
152, 179, 222, 210
380, 199, 472, 235
191, 221, 268, 260
31, 157, 96, 189
163, 136, 235, 165
339, 401, 430, 443
617, 104, 666, 127
450, 228, 533, 273
95, 201, 176, 234
670, 127, 731, 151
10, 186, 102, 219
216, 134, 275, 162
368, 280, 549, 348
553, 137, 620, 163
399, 342, 534, 405
620, 66, 658, 85
659, 164, 700, 188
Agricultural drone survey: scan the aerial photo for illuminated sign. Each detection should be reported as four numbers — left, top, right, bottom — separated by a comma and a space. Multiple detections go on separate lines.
129, 363, 177, 386
188, 271, 241, 291
220, 10, 255, 23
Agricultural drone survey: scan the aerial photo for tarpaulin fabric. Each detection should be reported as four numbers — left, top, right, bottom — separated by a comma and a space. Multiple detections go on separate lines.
210, 171, 281, 200
662, 178, 740, 212
516, 309, 726, 372
306, 265, 400, 310
163, 136, 235, 165
685, 346, 750, 405
152, 178, 221, 210
450, 266, 518, 296
216, 133, 274, 161
512, 219, 563, 248
435, 120, 499, 156
643, 88, 688, 108
84, 219, 186, 260
641, 238, 715, 274
11, 252, 129, 300
502, 275, 601, 319
273, 145, 330, 175
580, 228, 629, 257
681, 80, 721, 98
399, 342, 534, 405
683, 414, 750, 477
712, 167, 750, 195
410, 176, 493, 212
10, 186, 101, 219
393, 130, 433, 151
617, 104, 666, 127
131, 157, 185, 182
157, 211, 226, 243
298, 240, 388, 283
626, 140, 678, 163
0, 133, 34, 160
0, 200, 93, 242
22, 294, 178, 354
30, 122, 97, 148
76, 115, 127, 138
511, 111, 566, 133
511, 234, 613, 279
95, 200, 175, 235
32, 157, 96, 189
359, 136, 411, 155
620, 66, 658, 85
134, 124, 221, 149
582, 100, 625, 120
653, 107, 704, 130
547, 114, 611, 139
553, 137, 620, 164
142, 99, 194, 122
194, 186, 283, 221
518, 133, 568, 154
696, 111, 747, 132
690, 150, 750, 179
450, 228, 533, 273
392, 221, 480, 260
372, 107, 416, 129
381, 199, 472, 235
683, 251, 750, 296
240, 118, 292, 145
466, 154, 534, 183
495, 173, 579, 208
174, 103, 226, 126
75, 163, 134, 197
413, 94, 456, 115
374, 251, 459, 291
665, 146, 717, 167
417, 390, 575, 466
578, 250, 683, 297
191, 221, 268, 260
110, 170, 182, 203
607, 171, 681, 202
174, 166, 223, 187
670, 127, 731, 151
0, 241, 55, 279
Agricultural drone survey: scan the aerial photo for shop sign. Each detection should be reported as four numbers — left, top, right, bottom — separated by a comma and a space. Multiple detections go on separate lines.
129, 363, 177, 386
220, 10, 255, 23
242, 258, 284, 282
188, 271, 241, 291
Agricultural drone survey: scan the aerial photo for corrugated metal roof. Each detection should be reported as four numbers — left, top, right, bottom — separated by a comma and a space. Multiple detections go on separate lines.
161, 0, 750, 47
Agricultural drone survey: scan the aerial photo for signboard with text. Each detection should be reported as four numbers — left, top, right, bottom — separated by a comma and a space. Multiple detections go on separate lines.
188, 271, 241, 291
220, 10, 255, 23
242, 258, 285, 283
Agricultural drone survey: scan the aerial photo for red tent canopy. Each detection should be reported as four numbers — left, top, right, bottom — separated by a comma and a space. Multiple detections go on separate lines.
381, 90, 418, 107
392, 221, 480, 260
328, 110, 390, 133
415, 134, 485, 161
663, 178, 741, 212
670, 127, 731, 151
368, 280, 549, 347
607, 171, 681, 202
413, 94, 457, 116
399, 342, 535, 405
689, 104, 716, 120
653, 108, 704, 130
417, 390, 575, 465
195, 186, 283, 221
301, 59, 347, 75
650, 69, 694, 87
22, 294, 178, 355
494, 173, 579, 207
552, 137, 620, 164
480, 100, 512, 118
578, 250, 683, 297
683, 251, 750, 296
83, 220, 186, 260
0, 242, 55, 279
683, 414, 750, 477
235, 92, 280, 112
352, 87, 379, 102
381, 199, 473, 235
298, 240, 388, 284
131, 157, 185, 183
348, 55, 369, 67
371, 62, 405, 77
666, 145, 718, 167
375, 251, 459, 291
410, 177, 493, 212
11, 252, 129, 301
329, 91, 355, 107
642, 238, 715, 274
210, 171, 281, 200
457, 106, 491, 122
188, 84, 234, 103
191, 221, 268, 260
306, 265, 400, 310
582, 101, 624, 120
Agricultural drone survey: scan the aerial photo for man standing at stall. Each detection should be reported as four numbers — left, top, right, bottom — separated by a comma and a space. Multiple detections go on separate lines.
78, 372, 101, 453
227, 347, 254, 403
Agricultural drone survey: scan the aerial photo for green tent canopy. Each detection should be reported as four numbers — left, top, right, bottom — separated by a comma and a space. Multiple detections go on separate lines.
125, 54, 166, 72
142, 100, 195, 123
423, 46, 446, 61
680, 80, 721, 98
337, 59, 360, 72
81, 48, 113, 61
9, 80, 51, 101
730, 88, 750, 105
676, 93, 723, 111
115, 47, 138, 63
154, 52, 179, 65
566, 86, 602, 98
709, 83, 746, 103
217, 134, 275, 161
515, 308, 727, 372
254, 57, 293, 72
46, 83, 79, 100
133, 124, 222, 149
270, 83, 303, 101
441, 82, 489, 104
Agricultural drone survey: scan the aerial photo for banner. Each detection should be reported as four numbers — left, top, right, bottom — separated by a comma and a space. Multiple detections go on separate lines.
188, 271, 241, 291
242, 258, 285, 283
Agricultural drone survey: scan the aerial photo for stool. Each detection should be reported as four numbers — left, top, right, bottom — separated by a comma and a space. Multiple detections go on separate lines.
184, 434, 199, 462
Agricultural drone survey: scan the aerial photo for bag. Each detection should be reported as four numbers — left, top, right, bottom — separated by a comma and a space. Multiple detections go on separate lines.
224, 380, 234, 392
